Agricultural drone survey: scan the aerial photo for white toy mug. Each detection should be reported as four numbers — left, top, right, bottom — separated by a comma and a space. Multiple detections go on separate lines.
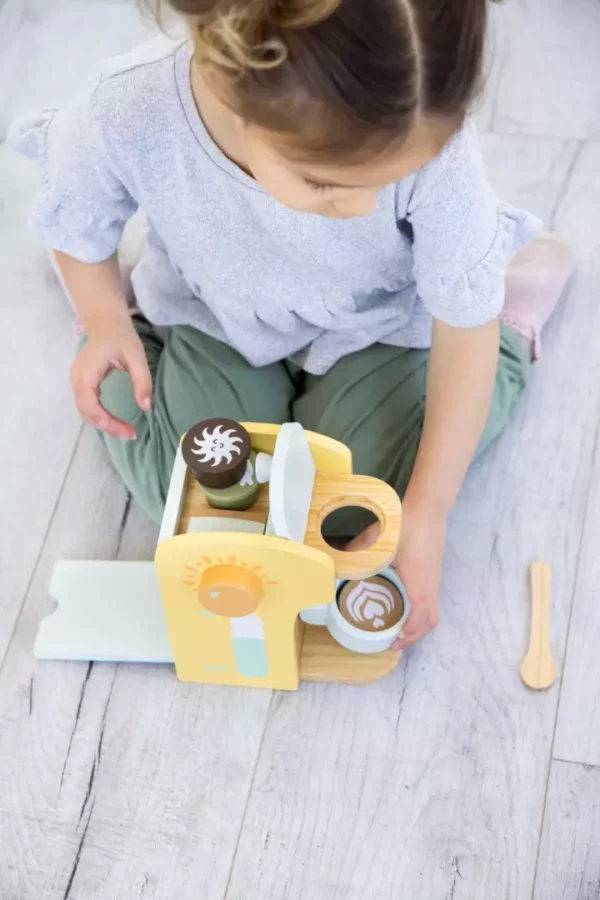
300, 567, 410, 654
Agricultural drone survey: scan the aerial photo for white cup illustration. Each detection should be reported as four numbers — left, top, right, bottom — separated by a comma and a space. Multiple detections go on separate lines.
300, 567, 410, 654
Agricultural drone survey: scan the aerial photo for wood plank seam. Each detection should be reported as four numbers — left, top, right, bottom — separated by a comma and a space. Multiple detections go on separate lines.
221, 692, 275, 900
76, 673, 116, 827
551, 757, 600, 772
59, 486, 143, 839
548, 141, 584, 230
62, 799, 96, 900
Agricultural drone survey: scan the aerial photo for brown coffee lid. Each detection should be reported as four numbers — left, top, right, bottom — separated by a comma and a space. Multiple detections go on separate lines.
182, 418, 251, 489
337, 574, 404, 632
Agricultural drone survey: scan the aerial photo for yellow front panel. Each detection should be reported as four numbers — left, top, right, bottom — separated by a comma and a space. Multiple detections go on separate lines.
155, 532, 335, 691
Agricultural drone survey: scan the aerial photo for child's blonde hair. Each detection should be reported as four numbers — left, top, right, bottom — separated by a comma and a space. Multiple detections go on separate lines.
165, 0, 496, 161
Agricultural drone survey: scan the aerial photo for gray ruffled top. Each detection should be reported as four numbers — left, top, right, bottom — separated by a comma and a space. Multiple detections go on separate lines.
9, 36, 541, 374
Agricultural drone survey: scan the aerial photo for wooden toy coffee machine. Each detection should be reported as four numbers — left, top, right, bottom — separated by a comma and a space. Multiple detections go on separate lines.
35, 421, 406, 690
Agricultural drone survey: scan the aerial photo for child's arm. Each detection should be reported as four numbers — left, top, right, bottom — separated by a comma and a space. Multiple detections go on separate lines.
9, 90, 148, 439
56, 251, 152, 440
406, 317, 499, 520
394, 316, 500, 647
346, 318, 500, 643
391, 121, 538, 646
349, 122, 539, 645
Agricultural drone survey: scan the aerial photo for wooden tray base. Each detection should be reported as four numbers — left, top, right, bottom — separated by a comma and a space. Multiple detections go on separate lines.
299, 623, 402, 685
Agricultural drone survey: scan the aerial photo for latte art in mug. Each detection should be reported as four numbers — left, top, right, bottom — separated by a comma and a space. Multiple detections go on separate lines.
337, 575, 404, 632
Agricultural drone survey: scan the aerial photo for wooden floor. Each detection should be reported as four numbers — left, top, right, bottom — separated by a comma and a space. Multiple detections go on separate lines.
1, 1, 600, 898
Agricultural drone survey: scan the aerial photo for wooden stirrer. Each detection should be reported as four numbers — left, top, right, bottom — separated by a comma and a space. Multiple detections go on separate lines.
521, 562, 557, 690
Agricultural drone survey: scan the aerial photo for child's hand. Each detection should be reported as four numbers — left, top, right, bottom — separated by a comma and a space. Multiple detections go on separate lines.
70, 315, 152, 440
390, 508, 445, 649
345, 506, 446, 649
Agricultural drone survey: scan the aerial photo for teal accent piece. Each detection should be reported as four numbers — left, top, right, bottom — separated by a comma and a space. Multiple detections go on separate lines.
210, 591, 220, 598
233, 638, 268, 678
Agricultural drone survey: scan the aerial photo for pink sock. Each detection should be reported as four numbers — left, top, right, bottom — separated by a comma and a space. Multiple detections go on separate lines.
501, 233, 575, 361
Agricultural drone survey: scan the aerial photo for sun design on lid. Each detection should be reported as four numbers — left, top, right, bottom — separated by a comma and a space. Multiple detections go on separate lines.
183, 557, 279, 617
191, 424, 243, 467
183, 556, 277, 586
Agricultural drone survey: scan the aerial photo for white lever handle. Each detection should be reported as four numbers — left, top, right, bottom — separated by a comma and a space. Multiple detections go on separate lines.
255, 452, 273, 484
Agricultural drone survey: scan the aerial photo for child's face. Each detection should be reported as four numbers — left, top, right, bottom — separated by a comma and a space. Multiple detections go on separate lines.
242, 125, 447, 218
192, 63, 449, 218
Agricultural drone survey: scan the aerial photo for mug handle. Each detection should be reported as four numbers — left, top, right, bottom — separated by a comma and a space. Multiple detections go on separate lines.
305, 473, 402, 580
299, 604, 329, 626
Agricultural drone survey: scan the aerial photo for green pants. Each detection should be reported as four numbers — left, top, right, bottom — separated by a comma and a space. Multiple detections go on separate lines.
99, 320, 530, 527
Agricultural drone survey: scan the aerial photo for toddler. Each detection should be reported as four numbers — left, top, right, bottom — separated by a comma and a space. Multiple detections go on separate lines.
11, 0, 573, 648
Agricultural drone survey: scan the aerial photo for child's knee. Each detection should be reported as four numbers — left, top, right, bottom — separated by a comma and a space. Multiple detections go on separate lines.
101, 428, 174, 524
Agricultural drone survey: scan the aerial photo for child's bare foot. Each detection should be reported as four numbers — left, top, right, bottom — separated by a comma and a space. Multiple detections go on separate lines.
501, 233, 575, 361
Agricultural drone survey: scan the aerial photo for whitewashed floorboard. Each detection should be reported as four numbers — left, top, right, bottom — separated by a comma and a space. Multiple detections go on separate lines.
0, 433, 272, 900
551, 146, 600, 764
534, 761, 600, 900
58, 501, 272, 900
554, 526, 600, 766
224, 652, 556, 900
0, 146, 82, 666
0, 0, 153, 136
222, 139, 600, 900
482, 0, 600, 141
473, 0, 507, 134
0, 0, 152, 668
60, 661, 271, 900
553, 147, 600, 764
0, 429, 129, 900
479, 133, 579, 226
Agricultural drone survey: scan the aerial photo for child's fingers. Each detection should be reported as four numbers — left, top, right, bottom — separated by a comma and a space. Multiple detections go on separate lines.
392, 604, 438, 650
77, 385, 135, 440
102, 414, 137, 440
124, 338, 153, 413
392, 627, 426, 650
344, 522, 380, 552
73, 373, 136, 440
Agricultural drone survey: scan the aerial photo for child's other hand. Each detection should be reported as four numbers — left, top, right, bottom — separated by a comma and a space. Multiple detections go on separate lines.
70, 315, 152, 440
345, 505, 446, 649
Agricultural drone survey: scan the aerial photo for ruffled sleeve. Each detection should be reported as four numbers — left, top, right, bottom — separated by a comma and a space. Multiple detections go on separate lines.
8, 88, 137, 263
8, 108, 56, 161
406, 120, 542, 328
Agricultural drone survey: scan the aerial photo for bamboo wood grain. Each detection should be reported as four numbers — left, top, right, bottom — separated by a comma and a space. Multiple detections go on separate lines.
304, 473, 402, 579
299, 624, 402, 684
521, 562, 557, 690
179, 450, 402, 580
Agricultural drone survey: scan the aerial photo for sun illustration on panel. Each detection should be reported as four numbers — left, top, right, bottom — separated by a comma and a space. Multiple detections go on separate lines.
183, 557, 278, 617
190, 424, 243, 467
